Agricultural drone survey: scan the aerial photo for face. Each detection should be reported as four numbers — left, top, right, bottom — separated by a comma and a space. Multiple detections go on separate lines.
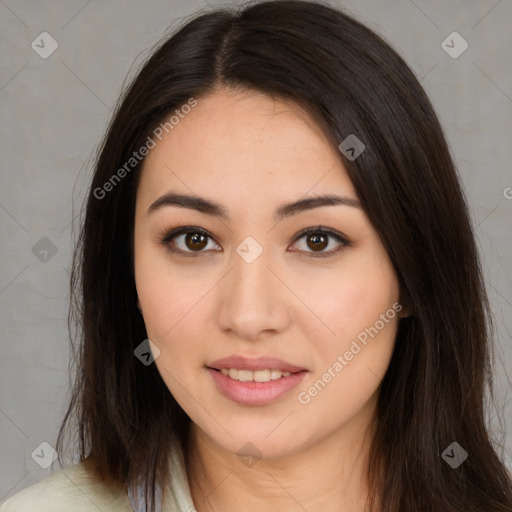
133, 86, 403, 459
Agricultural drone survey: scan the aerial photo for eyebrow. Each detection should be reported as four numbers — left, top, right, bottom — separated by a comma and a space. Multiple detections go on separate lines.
146, 191, 362, 221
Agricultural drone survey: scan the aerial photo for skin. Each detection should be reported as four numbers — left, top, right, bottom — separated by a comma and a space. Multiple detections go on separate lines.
133, 85, 407, 511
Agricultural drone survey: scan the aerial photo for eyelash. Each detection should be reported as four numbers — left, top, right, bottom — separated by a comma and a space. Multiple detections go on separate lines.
158, 224, 351, 258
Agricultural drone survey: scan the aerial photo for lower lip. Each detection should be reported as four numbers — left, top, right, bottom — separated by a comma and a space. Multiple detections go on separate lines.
207, 368, 307, 406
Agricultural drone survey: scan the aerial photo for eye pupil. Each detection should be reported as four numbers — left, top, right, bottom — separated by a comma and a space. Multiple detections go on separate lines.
186, 232, 208, 251
307, 233, 328, 251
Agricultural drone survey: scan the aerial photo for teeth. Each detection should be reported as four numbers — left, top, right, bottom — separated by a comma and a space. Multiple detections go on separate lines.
219, 368, 292, 382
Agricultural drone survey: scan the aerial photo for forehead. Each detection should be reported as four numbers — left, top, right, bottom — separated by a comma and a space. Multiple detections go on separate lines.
136, 87, 357, 212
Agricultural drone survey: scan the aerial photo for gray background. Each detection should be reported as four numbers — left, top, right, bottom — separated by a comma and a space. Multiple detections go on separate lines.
1, 0, 511, 502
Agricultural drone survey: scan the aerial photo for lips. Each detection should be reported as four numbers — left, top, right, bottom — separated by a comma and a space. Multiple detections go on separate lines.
207, 355, 307, 373
207, 367, 307, 406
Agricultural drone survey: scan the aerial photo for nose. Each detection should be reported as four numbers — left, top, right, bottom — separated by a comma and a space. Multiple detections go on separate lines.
215, 240, 291, 341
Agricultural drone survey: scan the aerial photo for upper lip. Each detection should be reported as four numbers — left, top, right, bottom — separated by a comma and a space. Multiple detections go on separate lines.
208, 355, 307, 373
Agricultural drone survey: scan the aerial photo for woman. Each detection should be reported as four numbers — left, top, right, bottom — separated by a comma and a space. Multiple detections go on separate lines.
2, 1, 511, 511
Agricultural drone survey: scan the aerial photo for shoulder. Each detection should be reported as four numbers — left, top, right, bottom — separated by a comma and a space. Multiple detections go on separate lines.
0, 461, 132, 512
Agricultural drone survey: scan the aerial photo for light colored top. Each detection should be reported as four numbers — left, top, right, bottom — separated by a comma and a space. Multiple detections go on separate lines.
0, 443, 196, 512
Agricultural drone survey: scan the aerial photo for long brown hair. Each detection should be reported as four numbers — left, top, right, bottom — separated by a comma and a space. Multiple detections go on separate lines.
56, 1, 512, 510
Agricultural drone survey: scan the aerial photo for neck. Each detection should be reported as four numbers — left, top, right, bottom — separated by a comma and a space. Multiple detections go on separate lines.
185, 403, 377, 512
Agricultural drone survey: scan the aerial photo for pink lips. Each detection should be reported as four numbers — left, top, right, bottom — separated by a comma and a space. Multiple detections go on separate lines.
206, 355, 308, 406
207, 355, 307, 373
207, 367, 307, 406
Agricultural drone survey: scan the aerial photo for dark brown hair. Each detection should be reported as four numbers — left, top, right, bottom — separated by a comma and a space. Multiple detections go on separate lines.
57, 1, 512, 510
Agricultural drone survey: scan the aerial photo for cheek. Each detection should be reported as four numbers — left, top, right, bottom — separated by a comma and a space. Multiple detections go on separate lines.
134, 236, 207, 332
296, 256, 399, 344
296, 302, 399, 424
140, 279, 208, 354
293, 251, 400, 397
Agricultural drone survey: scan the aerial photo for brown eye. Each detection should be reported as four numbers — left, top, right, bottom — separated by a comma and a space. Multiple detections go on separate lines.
185, 232, 208, 251
306, 233, 329, 252
291, 227, 351, 258
160, 226, 221, 256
